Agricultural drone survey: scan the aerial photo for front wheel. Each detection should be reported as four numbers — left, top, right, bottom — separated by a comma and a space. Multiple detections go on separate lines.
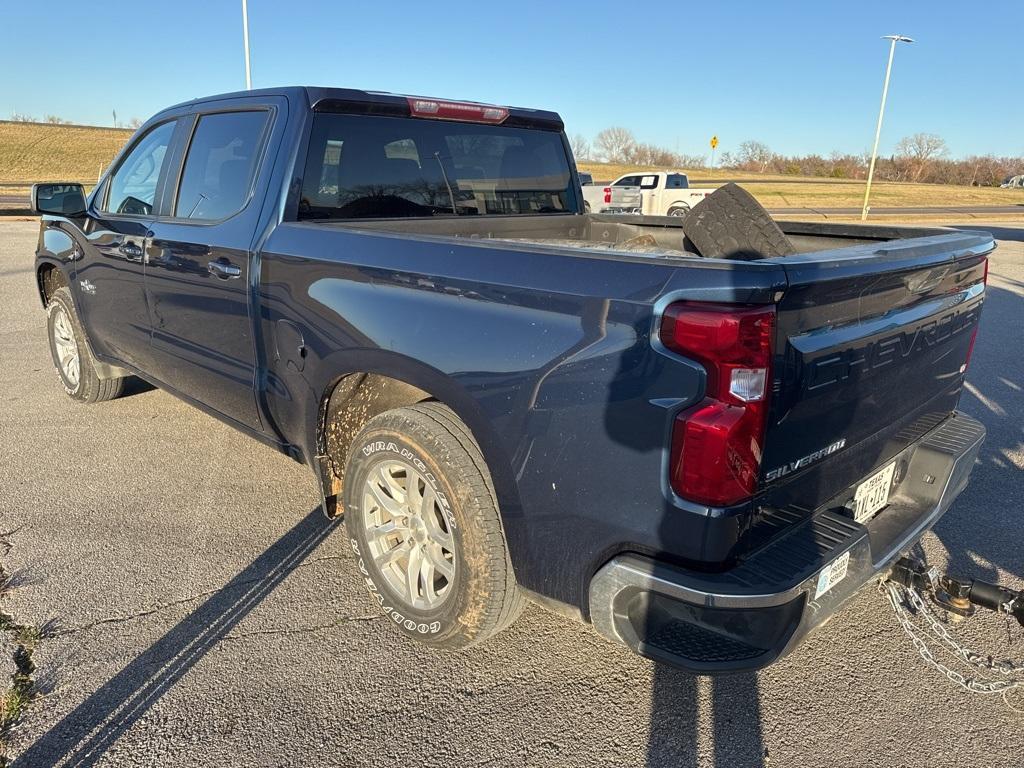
343, 403, 523, 649
667, 204, 690, 216
46, 287, 124, 403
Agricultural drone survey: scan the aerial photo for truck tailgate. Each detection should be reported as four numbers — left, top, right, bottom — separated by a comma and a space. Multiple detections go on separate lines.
615, 187, 642, 208
582, 185, 641, 212
760, 231, 993, 511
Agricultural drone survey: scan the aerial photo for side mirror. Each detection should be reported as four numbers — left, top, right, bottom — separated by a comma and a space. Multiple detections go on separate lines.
31, 183, 87, 216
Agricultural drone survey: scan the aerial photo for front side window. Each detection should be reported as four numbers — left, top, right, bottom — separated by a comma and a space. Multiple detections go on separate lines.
175, 111, 268, 220
103, 121, 176, 216
298, 113, 575, 219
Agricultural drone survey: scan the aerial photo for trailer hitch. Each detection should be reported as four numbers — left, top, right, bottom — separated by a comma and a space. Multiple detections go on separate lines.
882, 557, 1024, 700
887, 556, 1024, 626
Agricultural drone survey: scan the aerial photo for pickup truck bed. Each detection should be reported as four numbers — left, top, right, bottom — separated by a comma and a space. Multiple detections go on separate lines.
33, 85, 992, 673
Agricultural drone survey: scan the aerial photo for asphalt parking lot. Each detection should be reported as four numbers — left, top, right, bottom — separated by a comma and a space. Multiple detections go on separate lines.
1, 219, 1022, 767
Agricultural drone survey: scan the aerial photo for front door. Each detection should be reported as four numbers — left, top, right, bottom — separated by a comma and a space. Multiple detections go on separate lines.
144, 107, 274, 431
74, 120, 178, 369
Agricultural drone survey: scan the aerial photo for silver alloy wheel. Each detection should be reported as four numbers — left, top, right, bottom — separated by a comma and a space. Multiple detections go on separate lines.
362, 459, 456, 610
52, 305, 80, 389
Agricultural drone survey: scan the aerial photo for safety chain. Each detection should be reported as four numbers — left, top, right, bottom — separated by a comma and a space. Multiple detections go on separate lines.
883, 580, 1024, 696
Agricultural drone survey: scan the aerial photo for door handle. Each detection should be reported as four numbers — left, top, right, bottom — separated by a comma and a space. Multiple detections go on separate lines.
208, 259, 242, 279
118, 242, 143, 261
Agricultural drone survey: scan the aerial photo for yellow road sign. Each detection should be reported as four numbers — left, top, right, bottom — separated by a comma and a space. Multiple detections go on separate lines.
710, 135, 719, 150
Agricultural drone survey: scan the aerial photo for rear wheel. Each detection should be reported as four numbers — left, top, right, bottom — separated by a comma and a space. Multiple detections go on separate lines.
343, 403, 523, 649
46, 287, 124, 403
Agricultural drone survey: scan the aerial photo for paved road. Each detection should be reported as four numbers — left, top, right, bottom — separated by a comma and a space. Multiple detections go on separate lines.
766, 205, 1024, 216
1, 220, 1022, 767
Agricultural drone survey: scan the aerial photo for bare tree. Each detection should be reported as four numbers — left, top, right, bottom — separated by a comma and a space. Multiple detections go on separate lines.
44, 114, 71, 124
569, 133, 591, 161
895, 133, 948, 182
9, 112, 35, 122
626, 142, 678, 167
675, 153, 708, 169
128, 117, 143, 129
595, 127, 636, 164
737, 141, 775, 173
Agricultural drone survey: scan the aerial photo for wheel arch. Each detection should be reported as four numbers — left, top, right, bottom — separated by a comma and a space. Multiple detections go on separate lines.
36, 259, 70, 308
306, 352, 523, 525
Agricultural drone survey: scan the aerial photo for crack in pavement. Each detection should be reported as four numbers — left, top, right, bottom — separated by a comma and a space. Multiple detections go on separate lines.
51, 554, 348, 638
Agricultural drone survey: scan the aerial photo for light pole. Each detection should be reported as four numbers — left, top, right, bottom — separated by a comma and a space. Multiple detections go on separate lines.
861, 34, 913, 220
242, 0, 252, 90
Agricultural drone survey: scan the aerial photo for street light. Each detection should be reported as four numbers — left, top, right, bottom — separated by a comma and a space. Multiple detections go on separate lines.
861, 34, 913, 220
242, 0, 252, 90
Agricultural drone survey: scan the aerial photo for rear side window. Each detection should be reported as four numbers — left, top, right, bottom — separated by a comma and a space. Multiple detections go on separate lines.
175, 111, 268, 220
298, 113, 575, 219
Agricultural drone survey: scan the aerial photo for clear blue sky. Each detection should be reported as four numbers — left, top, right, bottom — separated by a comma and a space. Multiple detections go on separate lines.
3, 0, 1022, 159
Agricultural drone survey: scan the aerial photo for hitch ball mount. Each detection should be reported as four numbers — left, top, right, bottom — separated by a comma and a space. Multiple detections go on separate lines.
887, 556, 1024, 626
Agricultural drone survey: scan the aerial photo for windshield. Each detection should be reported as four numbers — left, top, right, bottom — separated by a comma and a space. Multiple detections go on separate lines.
298, 113, 576, 219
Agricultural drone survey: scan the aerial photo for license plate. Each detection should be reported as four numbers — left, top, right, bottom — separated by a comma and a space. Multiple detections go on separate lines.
815, 551, 850, 598
852, 461, 896, 524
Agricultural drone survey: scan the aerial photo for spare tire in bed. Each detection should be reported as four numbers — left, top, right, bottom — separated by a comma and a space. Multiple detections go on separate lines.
681, 183, 795, 260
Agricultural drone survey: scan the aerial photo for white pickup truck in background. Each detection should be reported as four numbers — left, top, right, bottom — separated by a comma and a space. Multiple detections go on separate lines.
613, 171, 717, 216
580, 170, 718, 216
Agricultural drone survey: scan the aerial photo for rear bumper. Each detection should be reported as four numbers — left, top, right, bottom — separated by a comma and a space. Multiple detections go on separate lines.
588, 411, 986, 674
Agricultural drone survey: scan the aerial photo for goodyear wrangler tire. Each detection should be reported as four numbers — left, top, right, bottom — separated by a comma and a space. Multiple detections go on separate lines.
343, 403, 523, 649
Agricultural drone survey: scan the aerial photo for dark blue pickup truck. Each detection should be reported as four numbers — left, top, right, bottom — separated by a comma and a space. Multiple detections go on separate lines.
31, 86, 992, 673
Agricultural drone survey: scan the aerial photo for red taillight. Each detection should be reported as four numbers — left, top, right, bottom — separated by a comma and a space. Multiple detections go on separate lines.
963, 325, 979, 372
661, 303, 775, 506
962, 255, 987, 372
406, 97, 508, 124
603, 187, 612, 204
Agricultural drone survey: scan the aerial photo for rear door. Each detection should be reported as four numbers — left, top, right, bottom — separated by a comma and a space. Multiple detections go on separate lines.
761, 232, 992, 510
144, 98, 280, 430
74, 119, 179, 368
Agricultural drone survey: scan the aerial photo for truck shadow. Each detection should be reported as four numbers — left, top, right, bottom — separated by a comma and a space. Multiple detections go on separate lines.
119, 376, 155, 398
14, 506, 339, 768
644, 669, 766, 766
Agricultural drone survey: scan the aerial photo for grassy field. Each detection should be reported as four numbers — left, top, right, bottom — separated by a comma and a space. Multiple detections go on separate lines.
1, 122, 1022, 212
0, 121, 131, 185
578, 162, 1024, 209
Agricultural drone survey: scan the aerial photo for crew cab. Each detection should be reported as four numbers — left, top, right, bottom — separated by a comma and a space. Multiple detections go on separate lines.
32, 86, 992, 673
